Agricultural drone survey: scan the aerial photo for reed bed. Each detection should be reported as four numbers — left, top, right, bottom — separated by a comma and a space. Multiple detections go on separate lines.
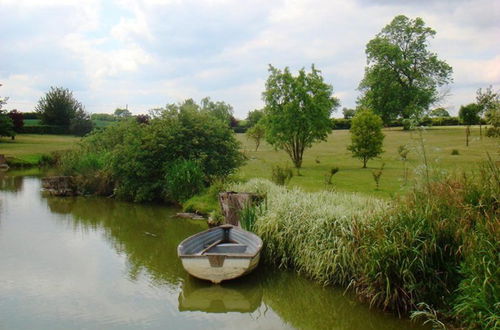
231, 158, 499, 329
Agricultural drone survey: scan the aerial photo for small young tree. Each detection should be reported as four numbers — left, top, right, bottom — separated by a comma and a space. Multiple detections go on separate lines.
263, 64, 339, 170
476, 86, 499, 137
458, 103, 480, 146
246, 121, 265, 151
348, 109, 385, 168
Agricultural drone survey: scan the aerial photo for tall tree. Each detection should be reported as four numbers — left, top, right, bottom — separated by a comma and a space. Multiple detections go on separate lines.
358, 15, 453, 126
429, 107, 450, 117
114, 108, 132, 118
36, 87, 83, 126
347, 109, 385, 168
200, 97, 234, 126
263, 64, 339, 170
342, 107, 356, 119
246, 109, 264, 128
459, 103, 480, 146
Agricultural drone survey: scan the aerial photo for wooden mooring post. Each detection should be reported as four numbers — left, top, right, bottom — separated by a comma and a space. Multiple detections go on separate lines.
218, 192, 262, 226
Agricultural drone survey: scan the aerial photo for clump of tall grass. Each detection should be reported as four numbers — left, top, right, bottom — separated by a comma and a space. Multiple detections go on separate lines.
231, 155, 499, 328
230, 179, 385, 285
271, 164, 293, 185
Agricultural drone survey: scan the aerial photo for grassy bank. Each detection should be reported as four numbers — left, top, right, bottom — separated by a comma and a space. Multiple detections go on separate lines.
0, 134, 79, 165
230, 157, 499, 328
236, 126, 499, 198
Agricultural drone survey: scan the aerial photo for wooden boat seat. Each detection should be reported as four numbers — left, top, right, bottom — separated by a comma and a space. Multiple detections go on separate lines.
205, 243, 248, 254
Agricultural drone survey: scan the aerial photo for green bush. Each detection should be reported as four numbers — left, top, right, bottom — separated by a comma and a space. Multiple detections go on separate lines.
271, 164, 293, 185
451, 149, 460, 155
59, 104, 245, 203
485, 126, 500, 138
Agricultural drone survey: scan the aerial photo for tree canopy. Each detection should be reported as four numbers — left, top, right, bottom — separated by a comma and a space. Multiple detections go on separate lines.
262, 65, 339, 169
429, 107, 450, 117
358, 15, 453, 125
35, 87, 93, 135
246, 109, 264, 128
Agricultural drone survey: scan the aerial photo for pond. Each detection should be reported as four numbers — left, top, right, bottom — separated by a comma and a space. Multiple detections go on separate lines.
0, 172, 426, 330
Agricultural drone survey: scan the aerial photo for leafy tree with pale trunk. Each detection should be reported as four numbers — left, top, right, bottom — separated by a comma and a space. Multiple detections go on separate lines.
476, 85, 499, 137
262, 64, 339, 171
358, 15, 453, 126
348, 109, 385, 168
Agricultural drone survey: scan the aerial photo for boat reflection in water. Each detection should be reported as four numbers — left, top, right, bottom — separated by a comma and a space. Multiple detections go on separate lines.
178, 276, 263, 313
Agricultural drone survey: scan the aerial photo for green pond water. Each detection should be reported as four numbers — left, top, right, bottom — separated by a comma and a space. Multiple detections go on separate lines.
0, 172, 426, 330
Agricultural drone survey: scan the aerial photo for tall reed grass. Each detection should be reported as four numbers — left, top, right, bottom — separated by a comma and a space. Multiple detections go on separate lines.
231, 156, 499, 329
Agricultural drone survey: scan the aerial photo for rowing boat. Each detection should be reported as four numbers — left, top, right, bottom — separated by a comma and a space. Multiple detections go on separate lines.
177, 225, 262, 284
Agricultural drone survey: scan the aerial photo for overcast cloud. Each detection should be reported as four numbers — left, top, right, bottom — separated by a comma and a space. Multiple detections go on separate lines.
1, 0, 499, 118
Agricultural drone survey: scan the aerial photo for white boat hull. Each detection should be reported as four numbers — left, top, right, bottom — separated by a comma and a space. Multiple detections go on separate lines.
178, 225, 263, 284
180, 253, 260, 284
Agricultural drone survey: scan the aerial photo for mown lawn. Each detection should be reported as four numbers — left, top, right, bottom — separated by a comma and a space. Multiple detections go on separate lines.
1, 127, 498, 197
236, 126, 500, 198
0, 134, 80, 164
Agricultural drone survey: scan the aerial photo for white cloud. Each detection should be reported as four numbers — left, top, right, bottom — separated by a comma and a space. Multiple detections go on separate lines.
0, 0, 498, 116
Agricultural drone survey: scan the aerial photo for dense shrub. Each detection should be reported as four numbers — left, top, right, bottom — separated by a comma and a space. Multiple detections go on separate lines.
164, 159, 205, 203
485, 126, 500, 137
59, 106, 245, 203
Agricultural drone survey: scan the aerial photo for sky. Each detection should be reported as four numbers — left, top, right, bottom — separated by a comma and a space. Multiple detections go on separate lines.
0, 0, 499, 118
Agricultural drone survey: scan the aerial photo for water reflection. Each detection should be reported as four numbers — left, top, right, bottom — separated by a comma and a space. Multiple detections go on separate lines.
44, 195, 207, 287
0, 172, 24, 192
179, 277, 263, 313
0, 174, 425, 330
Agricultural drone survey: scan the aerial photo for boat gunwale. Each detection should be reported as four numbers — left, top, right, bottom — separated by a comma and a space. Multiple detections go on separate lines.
177, 225, 262, 259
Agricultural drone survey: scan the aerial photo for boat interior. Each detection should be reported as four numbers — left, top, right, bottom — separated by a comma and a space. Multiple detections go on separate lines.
179, 225, 261, 257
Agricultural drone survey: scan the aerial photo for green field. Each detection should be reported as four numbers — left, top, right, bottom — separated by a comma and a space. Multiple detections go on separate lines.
0, 134, 80, 164
236, 126, 499, 198
1, 127, 498, 197
23, 119, 41, 126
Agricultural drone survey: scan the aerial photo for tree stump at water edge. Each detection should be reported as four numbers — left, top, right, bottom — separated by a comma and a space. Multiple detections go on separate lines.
41, 176, 78, 196
218, 192, 263, 226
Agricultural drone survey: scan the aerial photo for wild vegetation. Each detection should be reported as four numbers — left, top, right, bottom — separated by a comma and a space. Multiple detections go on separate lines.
57, 99, 245, 203
230, 153, 499, 328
